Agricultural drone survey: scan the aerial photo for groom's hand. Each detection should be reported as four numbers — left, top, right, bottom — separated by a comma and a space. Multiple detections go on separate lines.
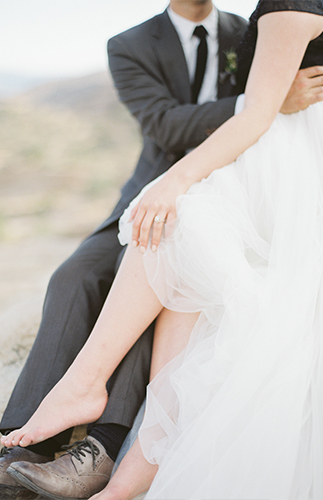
280, 66, 323, 113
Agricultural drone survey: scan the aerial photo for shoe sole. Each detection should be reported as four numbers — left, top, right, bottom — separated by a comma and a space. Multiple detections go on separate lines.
0, 482, 38, 499
7, 467, 88, 500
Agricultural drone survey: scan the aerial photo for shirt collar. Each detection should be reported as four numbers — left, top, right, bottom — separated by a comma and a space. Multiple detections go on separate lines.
167, 5, 218, 45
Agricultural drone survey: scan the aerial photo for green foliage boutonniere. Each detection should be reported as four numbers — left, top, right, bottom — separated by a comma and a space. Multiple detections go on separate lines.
219, 49, 238, 86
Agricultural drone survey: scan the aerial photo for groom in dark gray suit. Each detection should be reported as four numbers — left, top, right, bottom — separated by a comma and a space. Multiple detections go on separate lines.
1, 1, 322, 499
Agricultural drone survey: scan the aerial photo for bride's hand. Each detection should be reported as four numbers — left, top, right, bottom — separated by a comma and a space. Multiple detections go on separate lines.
130, 171, 190, 252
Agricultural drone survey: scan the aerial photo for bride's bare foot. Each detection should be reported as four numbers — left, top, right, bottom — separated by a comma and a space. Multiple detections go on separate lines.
1, 372, 108, 448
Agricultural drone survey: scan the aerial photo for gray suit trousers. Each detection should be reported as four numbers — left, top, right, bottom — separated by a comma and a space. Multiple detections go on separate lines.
0, 222, 153, 447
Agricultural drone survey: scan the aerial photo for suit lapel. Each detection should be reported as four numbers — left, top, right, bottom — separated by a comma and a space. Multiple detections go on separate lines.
152, 11, 191, 104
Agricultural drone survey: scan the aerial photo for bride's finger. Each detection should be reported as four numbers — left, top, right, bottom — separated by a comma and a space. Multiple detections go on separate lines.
129, 202, 140, 222
132, 206, 147, 247
151, 212, 168, 251
138, 211, 156, 252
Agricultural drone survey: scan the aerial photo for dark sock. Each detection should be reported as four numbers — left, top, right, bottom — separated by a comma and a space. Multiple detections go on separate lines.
89, 424, 129, 462
26, 438, 60, 459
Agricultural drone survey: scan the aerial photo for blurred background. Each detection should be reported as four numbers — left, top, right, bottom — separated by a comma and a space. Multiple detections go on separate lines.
0, 0, 256, 417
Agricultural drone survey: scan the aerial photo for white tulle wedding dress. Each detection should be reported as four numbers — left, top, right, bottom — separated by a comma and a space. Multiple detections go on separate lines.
118, 1, 323, 497
119, 99, 323, 499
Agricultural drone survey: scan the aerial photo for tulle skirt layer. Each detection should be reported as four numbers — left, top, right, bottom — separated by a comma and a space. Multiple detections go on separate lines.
119, 102, 323, 499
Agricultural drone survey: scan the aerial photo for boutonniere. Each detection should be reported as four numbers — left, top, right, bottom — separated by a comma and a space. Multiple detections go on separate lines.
219, 48, 238, 86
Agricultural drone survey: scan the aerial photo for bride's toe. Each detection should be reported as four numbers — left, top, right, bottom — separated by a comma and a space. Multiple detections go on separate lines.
18, 432, 35, 447
1, 429, 20, 447
12, 431, 26, 447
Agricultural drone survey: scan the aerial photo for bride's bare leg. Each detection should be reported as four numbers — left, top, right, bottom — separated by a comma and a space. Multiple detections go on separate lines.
1, 246, 164, 449
90, 309, 200, 500
150, 309, 200, 379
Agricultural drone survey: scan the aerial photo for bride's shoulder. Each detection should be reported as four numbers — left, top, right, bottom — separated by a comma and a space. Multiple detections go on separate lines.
254, 0, 323, 19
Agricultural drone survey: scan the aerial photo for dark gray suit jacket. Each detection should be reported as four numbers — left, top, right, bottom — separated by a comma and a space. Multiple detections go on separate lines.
98, 8, 247, 231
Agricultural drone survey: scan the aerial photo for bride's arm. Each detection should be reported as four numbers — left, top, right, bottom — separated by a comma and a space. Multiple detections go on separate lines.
132, 10, 323, 252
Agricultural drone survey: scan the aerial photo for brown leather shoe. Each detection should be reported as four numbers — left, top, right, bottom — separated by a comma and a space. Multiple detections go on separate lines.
7, 437, 114, 500
0, 445, 52, 499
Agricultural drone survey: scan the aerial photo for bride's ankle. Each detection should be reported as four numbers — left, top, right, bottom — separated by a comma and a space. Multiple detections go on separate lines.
61, 362, 107, 398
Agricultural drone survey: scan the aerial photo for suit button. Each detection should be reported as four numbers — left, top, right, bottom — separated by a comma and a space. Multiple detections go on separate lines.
166, 153, 176, 163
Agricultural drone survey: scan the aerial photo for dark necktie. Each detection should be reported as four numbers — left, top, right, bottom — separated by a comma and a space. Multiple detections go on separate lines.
191, 25, 208, 104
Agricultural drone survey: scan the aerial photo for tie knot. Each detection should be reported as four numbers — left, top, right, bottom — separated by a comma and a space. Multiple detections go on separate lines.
193, 25, 208, 41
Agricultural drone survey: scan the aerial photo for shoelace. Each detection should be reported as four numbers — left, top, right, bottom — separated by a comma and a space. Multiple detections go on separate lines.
61, 438, 100, 469
0, 431, 15, 458
0, 446, 11, 458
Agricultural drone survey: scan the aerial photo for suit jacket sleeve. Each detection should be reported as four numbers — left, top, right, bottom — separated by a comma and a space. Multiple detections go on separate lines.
108, 36, 239, 154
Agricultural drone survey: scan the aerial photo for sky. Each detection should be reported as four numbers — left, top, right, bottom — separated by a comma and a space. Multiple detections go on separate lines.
1, 0, 257, 79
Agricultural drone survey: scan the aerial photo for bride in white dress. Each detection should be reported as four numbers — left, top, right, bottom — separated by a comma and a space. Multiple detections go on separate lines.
3, 1, 323, 499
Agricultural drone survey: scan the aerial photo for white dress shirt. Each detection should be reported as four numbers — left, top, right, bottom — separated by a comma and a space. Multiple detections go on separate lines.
167, 6, 219, 104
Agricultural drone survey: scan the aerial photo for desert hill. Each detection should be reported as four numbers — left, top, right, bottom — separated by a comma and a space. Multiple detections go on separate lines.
21, 71, 121, 116
0, 71, 141, 240
0, 72, 52, 99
